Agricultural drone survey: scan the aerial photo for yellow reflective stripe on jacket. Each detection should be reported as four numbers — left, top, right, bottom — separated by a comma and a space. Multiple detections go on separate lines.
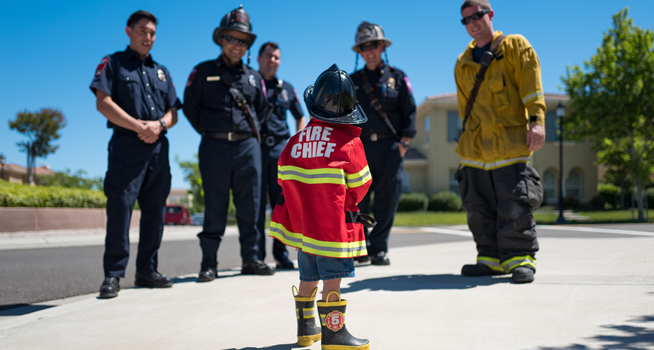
459, 157, 530, 170
278, 165, 346, 185
501, 255, 537, 273
477, 256, 504, 272
522, 90, 544, 104
269, 222, 367, 258
346, 165, 372, 188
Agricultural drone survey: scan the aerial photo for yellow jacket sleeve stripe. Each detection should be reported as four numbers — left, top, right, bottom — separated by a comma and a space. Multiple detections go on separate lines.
345, 165, 372, 188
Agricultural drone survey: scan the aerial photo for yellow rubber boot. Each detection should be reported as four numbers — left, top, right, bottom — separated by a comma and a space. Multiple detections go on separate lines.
293, 286, 322, 347
317, 291, 369, 350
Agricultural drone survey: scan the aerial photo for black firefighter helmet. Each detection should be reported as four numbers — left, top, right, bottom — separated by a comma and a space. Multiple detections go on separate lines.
304, 64, 367, 125
213, 5, 257, 47
352, 20, 392, 52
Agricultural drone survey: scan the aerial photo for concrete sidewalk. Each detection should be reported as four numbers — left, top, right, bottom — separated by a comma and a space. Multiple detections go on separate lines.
1, 234, 653, 349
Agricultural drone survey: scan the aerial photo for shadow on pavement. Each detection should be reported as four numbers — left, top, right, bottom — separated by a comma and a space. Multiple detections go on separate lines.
172, 276, 197, 284
224, 343, 299, 350
0, 304, 55, 316
341, 274, 509, 293
537, 315, 654, 350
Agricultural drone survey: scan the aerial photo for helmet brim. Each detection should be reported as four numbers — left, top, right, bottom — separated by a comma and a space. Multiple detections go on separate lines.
352, 38, 392, 53
304, 85, 367, 124
213, 27, 257, 47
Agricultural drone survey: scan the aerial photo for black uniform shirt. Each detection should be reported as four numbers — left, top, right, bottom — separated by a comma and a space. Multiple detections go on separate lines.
183, 55, 266, 134
351, 63, 417, 139
90, 46, 182, 133
261, 78, 304, 138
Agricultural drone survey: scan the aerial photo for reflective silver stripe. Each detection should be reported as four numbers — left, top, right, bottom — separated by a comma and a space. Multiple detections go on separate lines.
346, 169, 371, 184
303, 308, 315, 318
503, 258, 536, 272
478, 259, 501, 269
522, 91, 544, 104
279, 169, 345, 181
460, 157, 530, 170
270, 226, 366, 255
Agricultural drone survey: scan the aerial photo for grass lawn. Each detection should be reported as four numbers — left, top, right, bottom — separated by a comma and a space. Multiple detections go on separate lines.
393, 209, 654, 226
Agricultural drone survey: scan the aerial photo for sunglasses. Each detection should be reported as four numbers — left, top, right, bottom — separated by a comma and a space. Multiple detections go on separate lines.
461, 10, 490, 25
221, 35, 249, 47
359, 42, 381, 52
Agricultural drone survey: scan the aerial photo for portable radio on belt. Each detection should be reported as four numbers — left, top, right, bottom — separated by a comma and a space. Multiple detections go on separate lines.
218, 66, 262, 144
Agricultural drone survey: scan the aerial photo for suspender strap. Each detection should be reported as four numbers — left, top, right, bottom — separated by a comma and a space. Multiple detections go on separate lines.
218, 65, 262, 144
262, 79, 284, 125
462, 34, 506, 133
361, 72, 402, 142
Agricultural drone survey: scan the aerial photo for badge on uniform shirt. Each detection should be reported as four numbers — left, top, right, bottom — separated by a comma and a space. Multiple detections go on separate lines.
280, 89, 288, 101
157, 69, 166, 82
387, 77, 396, 90
95, 58, 109, 77
249, 74, 256, 87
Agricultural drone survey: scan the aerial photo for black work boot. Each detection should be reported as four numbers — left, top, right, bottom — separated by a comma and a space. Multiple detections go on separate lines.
99, 277, 120, 299
461, 263, 506, 277
354, 255, 370, 264
242, 260, 276, 275
511, 266, 535, 283
293, 286, 321, 347
276, 256, 295, 270
317, 292, 370, 350
370, 251, 390, 266
198, 255, 218, 282
134, 271, 173, 288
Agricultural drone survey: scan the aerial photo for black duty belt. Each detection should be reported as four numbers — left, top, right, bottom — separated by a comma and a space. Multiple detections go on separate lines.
262, 135, 287, 146
203, 131, 252, 141
361, 132, 393, 142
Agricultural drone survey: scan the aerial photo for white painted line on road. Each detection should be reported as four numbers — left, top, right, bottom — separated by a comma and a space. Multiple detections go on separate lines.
417, 227, 473, 237
536, 225, 654, 237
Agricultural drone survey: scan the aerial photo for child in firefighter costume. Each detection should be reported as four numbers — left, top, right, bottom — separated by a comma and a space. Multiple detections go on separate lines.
269, 64, 374, 350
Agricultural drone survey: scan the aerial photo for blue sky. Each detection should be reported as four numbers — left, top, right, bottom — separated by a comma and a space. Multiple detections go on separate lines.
1, 0, 653, 189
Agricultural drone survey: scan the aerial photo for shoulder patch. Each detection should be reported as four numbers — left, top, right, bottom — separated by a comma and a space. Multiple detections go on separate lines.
186, 68, 197, 87
95, 58, 109, 77
404, 76, 413, 94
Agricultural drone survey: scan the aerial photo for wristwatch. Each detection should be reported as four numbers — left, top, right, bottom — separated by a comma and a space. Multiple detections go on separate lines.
400, 140, 411, 149
159, 119, 167, 130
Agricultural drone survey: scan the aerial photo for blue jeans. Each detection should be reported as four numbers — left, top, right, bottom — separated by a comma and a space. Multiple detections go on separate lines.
298, 249, 355, 281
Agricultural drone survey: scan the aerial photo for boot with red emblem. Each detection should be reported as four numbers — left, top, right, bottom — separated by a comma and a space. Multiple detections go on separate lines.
293, 286, 322, 346
316, 291, 370, 350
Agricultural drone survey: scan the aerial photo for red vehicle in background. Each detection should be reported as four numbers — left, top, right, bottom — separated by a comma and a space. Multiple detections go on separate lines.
165, 205, 191, 225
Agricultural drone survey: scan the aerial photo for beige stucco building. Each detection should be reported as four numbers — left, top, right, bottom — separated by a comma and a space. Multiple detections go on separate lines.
404, 92, 598, 203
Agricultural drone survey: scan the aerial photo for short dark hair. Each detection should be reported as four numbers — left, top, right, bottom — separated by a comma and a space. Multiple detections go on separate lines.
258, 42, 280, 57
127, 10, 158, 28
461, 0, 491, 12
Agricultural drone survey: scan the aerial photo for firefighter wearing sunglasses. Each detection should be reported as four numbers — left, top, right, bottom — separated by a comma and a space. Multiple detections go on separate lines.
349, 21, 417, 267
183, 5, 275, 281
454, 0, 546, 283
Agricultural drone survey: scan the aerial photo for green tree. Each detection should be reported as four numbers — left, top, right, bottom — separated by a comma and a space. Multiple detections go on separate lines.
177, 154, 204, 212
9, 108, 67, 185
38, 168, 104, 191
561, 8, 654, 221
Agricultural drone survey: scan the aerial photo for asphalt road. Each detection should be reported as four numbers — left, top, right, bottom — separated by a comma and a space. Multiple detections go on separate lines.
1, 224, 651, 308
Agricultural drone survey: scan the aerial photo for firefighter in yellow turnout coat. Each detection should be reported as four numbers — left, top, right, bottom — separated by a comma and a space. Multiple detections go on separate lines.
455, 0, 546, 284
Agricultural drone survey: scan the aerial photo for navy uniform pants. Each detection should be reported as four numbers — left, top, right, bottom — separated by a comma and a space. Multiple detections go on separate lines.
103, 132, 171, 278
257, 140, 290, 261
456, 163, 542, 273
357, 138, 404, 255
198, 136, 262, 263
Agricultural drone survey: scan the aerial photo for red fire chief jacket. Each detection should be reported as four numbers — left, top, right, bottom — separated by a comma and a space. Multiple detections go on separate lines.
269, 119, 372, 258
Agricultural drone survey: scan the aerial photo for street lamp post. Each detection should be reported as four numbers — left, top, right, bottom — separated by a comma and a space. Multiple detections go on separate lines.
556, 102, 567, 224
0, 154, 5, 181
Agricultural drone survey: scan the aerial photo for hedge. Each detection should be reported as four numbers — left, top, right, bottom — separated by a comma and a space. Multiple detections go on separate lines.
428, 191, 462, 212
397, 192, 429, 212
0, 180, 107, 208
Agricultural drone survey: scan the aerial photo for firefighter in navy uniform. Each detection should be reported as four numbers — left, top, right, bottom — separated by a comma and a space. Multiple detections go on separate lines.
350, 21, 417, 266
90, 11, 182, 299
183, 5, 275, 281
256, 41, 306, 269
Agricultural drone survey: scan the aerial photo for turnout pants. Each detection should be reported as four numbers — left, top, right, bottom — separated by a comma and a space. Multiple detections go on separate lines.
198, 136, 262, 263
257, 140, 289, 261
103, 133, 171, 278
357, 138, 404, 255
456, 162, 542, 273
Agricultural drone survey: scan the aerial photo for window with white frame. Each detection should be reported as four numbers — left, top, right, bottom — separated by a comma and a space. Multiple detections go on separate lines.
566, 170, 581, 198
402, 172, 410, 193
449, 169, 459, 194
543, 171, 556, 203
